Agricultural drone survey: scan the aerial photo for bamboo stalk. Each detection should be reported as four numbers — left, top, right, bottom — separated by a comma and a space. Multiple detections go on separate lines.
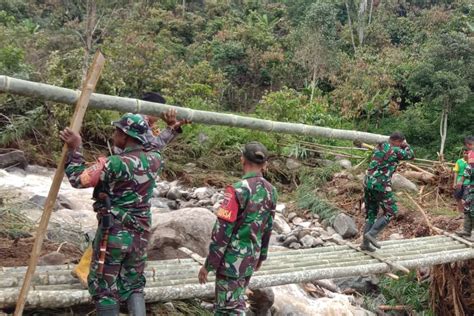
13, 52, 105, 316
0, 76, 389, 143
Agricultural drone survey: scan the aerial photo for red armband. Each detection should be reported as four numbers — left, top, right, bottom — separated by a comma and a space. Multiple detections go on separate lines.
216, 186, 239, 223
79, 156, 107, 187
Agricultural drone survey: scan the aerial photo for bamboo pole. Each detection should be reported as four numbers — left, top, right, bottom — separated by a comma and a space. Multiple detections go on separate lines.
13, 52, 105, 316
0, 76, 389, 143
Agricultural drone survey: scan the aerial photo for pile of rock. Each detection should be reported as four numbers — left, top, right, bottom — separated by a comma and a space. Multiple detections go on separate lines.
273, 211, 359, 250
152, 181, 224, 212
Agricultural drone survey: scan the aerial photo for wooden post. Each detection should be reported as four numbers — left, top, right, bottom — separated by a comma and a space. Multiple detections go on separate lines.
14, 51, 105, 315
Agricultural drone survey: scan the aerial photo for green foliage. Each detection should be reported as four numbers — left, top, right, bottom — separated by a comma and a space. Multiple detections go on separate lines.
378, 272, 433, 314
296, 165, 342, 223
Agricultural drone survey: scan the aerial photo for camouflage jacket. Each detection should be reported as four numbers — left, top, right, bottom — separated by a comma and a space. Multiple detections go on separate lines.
205, 172, 278, 278
463, 164, 473, 206
364, 142, 415, 192
65, 145, 163, 232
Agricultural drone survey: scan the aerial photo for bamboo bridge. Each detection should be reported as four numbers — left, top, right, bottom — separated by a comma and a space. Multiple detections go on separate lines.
1, 235, 473, 310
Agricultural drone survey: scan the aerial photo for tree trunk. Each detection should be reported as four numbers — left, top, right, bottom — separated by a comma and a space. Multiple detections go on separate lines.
345, 1, 357, 53
358, 0, 368, 45
0, 76, 389, 143
439, 105, 449, 161
368, 0, 374, 25
310, 68, 317, 103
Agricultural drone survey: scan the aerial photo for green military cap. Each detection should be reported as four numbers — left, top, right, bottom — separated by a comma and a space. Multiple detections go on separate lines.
112, 113, 149, 145
242, 141, 269, 164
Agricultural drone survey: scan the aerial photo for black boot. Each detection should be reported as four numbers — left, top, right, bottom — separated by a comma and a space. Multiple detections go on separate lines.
127, 293, 146, 316
456, 214, 472, 237
360, 223, 375, 252
96, 303, 119, 316
364, 217, 389, 249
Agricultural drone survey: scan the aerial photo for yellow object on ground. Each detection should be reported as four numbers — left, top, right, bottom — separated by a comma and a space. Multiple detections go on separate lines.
71, 245, 92, 288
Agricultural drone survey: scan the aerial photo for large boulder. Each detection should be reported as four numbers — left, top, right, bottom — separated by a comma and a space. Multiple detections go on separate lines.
392, 173, 418, 192
0, 149, 27, 169
332, 213, 358, 239
273, 213, 291, 234
149, 208, 216, 259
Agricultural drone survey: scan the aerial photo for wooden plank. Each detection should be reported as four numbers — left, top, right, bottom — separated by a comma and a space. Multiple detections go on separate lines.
13, 51, 105, 316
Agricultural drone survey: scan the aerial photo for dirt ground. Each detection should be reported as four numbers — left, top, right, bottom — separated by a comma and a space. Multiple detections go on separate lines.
0, 237, 82, 267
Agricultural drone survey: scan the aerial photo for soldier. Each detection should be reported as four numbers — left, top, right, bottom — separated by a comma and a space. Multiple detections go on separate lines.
456, 150, 474, 238
198, 141, 278, 315
360, 132, 415, 251
60, 111, 188, 316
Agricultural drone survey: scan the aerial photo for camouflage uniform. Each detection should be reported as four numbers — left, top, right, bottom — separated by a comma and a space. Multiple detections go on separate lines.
205, 172, 278, 315
463, 164, 473, 217
65, 114, 166, 310
364, 142, 415, 224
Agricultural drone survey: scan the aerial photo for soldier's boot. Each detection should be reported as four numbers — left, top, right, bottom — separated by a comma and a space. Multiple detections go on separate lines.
127, 293, 146, 316
360, 223, 376, 252
455, 214, 472, 238
364, 217, 389, 249
96, 303, 119, 316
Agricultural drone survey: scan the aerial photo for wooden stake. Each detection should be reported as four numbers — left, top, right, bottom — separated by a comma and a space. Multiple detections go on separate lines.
14, 51, 105, 315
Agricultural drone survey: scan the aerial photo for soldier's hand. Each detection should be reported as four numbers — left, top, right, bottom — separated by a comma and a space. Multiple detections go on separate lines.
198, 266, 208, 284
161, 109, 178, 126
60, 127, 82, 149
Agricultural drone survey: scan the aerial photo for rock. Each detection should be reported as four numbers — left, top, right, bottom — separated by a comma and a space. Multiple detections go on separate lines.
150, 197, 170, 209
29, 194, 59, 210
194, 187, 215, 200
326, 226, 337, 235
276, 234, 286, 242
312, 237, 324, 247
166, 187, 182, 200
289, 242, 301, 249
392, 173, 418, 192
287, 212, 297, 221
56, 194, 79, 210
248, 288, 274, 316
300, 235, 318, 248
336, 159, 352, 169
166, 200, 179, 210
0, 149, 27, 169
211, 193, 224, 204
38, 252, 67, 266
334, 275, 379, 294
286, 158, 302, 170
332, 213, 358, 239
297, 221, 312, 229
273, 213, 292, 234
272, 284, 368, 316
389, 233, 404, 240
275, 203, 286, 214
296, 229, 311, 240
282, 235, 298, 247
155, 182, 171, 197
292, 217, 303, 225
197, 199, 212, 207
179, 200, 199, 209
331, 233, 343, 241
180, 190, 191, 200
149, 208, 216, 259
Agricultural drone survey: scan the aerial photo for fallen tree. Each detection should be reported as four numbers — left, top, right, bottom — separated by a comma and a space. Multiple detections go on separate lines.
0, 76, 388, 143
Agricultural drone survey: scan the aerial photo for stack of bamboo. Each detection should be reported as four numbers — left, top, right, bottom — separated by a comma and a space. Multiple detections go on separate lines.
1, 235, 473, 310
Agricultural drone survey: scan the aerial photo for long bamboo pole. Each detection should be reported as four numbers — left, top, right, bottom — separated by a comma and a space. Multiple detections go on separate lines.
0, 76, 389, 143
13, 52, 105, 316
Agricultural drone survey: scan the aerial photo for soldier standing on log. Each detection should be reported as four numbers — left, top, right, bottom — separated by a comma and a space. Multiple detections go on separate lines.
198, 141, 278, 315
360, 132, 415, 251
60, 110, 189, 316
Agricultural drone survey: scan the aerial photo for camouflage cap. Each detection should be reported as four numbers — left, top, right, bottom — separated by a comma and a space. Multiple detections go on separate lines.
242, 141, 269, 164
112, 113, 149, 145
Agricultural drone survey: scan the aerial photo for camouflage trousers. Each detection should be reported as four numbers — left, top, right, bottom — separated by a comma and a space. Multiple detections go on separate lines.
215, 273, 251, 315
364, 188, 398, 225
88, 222, 149, 308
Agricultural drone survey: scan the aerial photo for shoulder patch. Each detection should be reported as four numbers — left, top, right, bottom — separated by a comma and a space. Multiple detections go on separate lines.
216, 186, 239, 223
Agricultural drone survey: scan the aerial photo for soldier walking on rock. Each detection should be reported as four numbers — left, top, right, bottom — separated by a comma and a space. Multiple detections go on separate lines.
198, 142, 278, 315
360, 132, 415, 251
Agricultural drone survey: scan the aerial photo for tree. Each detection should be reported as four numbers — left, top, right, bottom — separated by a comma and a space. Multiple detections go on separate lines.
407, 32, 472, 160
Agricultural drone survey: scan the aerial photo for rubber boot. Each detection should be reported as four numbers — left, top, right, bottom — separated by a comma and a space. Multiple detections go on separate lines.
127, 293, 146, 316
96, 303, 119, 316
364, 217, 389, 249
456, 214, 472, 238
360, 223, 376, 252
71, 245, 92, 288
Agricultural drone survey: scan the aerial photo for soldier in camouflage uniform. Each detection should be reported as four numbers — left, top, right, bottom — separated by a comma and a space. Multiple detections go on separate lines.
60, 112, 188, 316
456, 150, 474, 238
198, 142, 278, 315
361, 132, 415, 251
